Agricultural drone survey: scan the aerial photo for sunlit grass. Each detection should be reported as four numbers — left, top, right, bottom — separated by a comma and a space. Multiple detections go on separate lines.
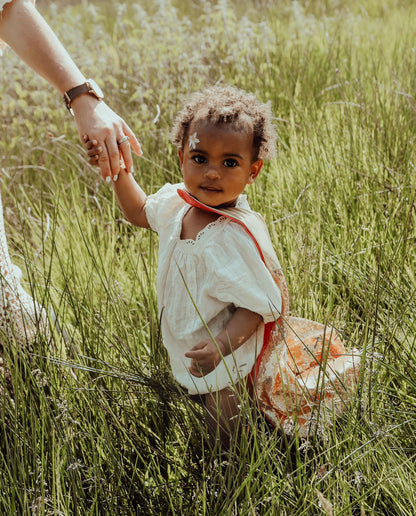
0, 0, 415, 513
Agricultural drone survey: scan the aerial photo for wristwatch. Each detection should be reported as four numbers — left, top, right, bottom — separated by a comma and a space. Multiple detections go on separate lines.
64, 79, 104, 114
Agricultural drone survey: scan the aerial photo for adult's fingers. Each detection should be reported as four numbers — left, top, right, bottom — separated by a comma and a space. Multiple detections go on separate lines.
118, 123, 142, 174
124, 122, 142, 157
84, 134, 116, 179
76, 102, 140, 180
103, 132, 121, 179
117, 136, 132, 173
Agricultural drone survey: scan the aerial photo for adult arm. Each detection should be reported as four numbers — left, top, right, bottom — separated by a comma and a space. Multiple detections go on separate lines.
0, 0, 141, 179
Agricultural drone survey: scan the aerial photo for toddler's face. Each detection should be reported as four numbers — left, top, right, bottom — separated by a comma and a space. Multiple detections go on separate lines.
178, 121, 263, 208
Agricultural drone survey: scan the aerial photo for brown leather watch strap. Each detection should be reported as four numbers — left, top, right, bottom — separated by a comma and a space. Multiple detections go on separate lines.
63, 83, 91, 110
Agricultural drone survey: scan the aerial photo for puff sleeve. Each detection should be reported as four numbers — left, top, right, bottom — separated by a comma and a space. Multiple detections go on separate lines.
203, 221, 282, 323
145, 183, 185, 234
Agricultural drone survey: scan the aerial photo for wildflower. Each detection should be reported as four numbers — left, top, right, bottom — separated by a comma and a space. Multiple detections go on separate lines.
189, 132, 200, 150
354, 470, 364, 492
316, 489, 334, 516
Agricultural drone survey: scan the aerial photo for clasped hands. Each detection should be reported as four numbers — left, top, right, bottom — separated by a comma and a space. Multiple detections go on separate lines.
73, 97, 142, 181
185, 337, 229, 378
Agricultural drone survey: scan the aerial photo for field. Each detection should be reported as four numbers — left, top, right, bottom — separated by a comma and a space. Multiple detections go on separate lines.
0, 0, 416, 514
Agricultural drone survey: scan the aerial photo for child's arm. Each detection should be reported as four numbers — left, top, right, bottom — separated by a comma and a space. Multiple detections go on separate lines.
113, 169, 150, 228
184, 308, 262, 377
86, 139, 149, 228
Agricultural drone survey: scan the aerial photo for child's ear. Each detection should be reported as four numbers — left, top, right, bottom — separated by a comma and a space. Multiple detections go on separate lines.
248, 159, 263, 184
178, 148, 184, 169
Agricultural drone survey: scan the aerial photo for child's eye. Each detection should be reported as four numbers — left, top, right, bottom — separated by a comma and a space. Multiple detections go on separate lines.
192, 155, 207, 164
223, 158, 238, 168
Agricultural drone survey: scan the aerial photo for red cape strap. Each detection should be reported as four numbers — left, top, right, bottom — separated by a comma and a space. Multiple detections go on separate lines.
177, 189, 266, 262
177, 188, 276, 382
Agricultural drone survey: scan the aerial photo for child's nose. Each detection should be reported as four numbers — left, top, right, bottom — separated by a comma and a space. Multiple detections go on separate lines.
206, 166, 220, 179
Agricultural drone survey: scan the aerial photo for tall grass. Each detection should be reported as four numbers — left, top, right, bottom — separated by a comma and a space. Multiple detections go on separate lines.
0, 0, 415, 513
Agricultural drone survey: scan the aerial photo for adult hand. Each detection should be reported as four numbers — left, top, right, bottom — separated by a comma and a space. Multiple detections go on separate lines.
71, 95, 142, 181
185, 338, 225, 377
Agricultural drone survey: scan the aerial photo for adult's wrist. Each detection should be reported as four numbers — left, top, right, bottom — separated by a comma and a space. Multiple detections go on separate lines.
70, 92, 101, 115
64, 79, 104, 115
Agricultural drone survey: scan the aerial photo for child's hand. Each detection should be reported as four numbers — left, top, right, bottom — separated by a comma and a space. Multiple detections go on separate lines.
85, 138, 101, 167
86, 137, 127, 178
185, 338, 224, 377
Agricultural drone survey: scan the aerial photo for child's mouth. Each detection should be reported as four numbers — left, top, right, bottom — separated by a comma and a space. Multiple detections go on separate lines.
201, 185, 221, 192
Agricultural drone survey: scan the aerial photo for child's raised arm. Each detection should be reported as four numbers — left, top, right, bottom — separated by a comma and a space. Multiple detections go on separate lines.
113, 169, 150, 228
86, 139, 149, 228
185, 308, 262, 377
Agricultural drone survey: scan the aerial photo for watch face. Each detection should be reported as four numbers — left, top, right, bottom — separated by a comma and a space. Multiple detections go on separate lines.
87, 79, 104, 99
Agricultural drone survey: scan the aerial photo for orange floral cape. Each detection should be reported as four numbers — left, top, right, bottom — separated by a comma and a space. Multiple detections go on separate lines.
178, 189, 360, 436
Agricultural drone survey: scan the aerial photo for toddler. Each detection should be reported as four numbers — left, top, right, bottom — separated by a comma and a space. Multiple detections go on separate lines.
87, 86, 283, 448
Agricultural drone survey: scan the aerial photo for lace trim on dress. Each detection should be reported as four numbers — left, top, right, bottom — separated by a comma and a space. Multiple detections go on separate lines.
180, 194, 248, 246
183, 216, 227, 246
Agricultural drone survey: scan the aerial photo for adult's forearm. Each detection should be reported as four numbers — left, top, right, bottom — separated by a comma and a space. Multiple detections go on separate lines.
0, 0, 85, 93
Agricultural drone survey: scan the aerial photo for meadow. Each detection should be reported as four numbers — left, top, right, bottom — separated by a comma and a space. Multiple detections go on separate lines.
0, 0, 415, 513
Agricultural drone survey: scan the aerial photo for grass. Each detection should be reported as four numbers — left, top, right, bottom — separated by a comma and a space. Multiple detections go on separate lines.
0, 0, 416, 513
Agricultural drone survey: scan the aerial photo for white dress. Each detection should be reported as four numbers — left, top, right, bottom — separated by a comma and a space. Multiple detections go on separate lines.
146, 183, 282, 395
0, 0, 48, 345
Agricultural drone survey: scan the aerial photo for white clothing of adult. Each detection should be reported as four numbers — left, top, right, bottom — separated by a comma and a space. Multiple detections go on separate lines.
145, 183, 282, 395
0, 0, 48, 345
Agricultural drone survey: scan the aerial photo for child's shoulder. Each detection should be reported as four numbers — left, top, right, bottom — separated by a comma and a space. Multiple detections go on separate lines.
145, 182, 185, 231
208, 215, 263, 254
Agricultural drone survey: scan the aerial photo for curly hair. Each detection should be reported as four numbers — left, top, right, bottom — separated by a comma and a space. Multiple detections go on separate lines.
170, 85, 277, 160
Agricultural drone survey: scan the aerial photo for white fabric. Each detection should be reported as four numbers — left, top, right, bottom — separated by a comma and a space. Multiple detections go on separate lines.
0, 0, 47, 345
0, 0, 14, 11
0, 192, 48, 345
145, 183, 282, 395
